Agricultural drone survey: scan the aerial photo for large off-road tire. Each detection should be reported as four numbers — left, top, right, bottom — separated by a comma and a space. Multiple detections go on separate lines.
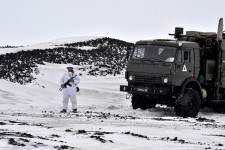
212, 103, 225, 113
132, 94, 156, 110
131, 94, 140, 109
140, 97, 156, 110
148, 102, 157, 108
175, 89, 201, 117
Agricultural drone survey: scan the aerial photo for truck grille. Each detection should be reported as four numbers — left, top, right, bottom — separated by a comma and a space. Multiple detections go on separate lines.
135, 75, 162, 84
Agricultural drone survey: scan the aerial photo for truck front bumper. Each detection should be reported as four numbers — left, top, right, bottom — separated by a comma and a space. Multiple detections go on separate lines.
120, 85, 171, 96
133, 86, 169, 95
120, 85, 131, 92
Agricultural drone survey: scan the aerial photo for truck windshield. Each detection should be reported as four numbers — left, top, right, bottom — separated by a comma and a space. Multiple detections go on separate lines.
132, 45, 177, 62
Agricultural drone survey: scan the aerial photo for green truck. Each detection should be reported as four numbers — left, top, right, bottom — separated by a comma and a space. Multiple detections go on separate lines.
120, 18, 225, 117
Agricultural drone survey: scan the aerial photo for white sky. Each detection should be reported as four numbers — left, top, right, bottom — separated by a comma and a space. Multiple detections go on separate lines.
0, 0, 225, 46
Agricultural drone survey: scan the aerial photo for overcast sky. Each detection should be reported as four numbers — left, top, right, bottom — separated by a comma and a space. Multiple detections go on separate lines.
0, 0, 225, 46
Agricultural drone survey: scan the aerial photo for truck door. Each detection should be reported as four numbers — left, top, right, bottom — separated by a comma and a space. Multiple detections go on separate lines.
175, 48, 194, 85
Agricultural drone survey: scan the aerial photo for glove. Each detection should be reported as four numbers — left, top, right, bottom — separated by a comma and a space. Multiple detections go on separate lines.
76, 86, 80, 92
61, 84, 65, 88
69, 78, 74, 83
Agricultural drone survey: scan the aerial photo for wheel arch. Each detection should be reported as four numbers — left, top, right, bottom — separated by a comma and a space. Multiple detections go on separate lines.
181, 78, 202, 99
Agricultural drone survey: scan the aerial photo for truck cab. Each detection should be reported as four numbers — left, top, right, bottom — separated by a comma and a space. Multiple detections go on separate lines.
120, 18, 225, 117
123, 40, 201, 114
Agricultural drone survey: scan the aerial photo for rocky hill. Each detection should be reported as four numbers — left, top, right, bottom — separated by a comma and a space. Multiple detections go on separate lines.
0, 37, 134, 84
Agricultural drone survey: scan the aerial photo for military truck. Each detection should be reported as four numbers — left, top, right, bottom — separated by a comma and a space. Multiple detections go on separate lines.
120, 18, 225, 117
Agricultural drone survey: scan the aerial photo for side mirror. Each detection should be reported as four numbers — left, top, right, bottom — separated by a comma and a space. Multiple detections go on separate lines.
175, 27, 183, 38
126, 46, 131, 60
126, 51, 130, 60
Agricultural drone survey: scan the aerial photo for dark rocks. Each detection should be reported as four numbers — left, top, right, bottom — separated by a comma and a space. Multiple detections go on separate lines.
171, 137, 178, 141
90, 135, 107, 143
0, 37, 134, 85
123, 132, 149, 140
0, 45, 22, 48
0, 122, 6, 125
54, 145, 75, 150
38, 136, 49, 140
216, 143, 223, 146
9, 120, 21, 124
51, 134, 61, 138
77, 130, 86, 134
19, 138, 30, 142
8, 138, 26, 147
20, 133, 34, 138
0, 132, 34, 138
65, 129, 72, 132
196, 117, 215, 123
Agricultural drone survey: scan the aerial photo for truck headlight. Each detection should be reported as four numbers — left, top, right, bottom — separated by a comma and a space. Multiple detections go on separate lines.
163, 78, 168, 83
129, 75, 133, 81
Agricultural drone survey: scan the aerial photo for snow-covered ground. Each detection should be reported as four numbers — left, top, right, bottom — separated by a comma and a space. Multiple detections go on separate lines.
0, 36, 102, 54
51, 36, 103, 45
1, 62, 225, 150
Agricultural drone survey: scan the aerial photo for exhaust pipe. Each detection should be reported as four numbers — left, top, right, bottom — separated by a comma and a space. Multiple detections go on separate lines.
217, 18, 223, 41
215, 18, 224, 100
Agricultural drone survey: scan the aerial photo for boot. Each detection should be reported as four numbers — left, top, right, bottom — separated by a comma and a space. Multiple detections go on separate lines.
60, 109, 67, 113
72, 109, 77, 113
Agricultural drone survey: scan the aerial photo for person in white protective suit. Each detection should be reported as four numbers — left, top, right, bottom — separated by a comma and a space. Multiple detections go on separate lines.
60, 64, 80, 113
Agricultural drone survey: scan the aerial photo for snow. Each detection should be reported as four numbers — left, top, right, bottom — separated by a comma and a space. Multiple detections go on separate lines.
0, 36, 103, 55
51, 36, 103, 45
1, 62, 225, 150
77, 46, 98, 50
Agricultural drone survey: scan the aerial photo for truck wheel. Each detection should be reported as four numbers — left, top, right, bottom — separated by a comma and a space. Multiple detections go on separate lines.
175, 89, 201, 117
148, 102, 157, 108
140, 97, 156, 110
140, 101, 149, 110
132, 94, 140, 109
140, 102, 156, 110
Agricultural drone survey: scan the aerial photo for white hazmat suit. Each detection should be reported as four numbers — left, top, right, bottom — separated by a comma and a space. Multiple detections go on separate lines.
60, 70, 80, 110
